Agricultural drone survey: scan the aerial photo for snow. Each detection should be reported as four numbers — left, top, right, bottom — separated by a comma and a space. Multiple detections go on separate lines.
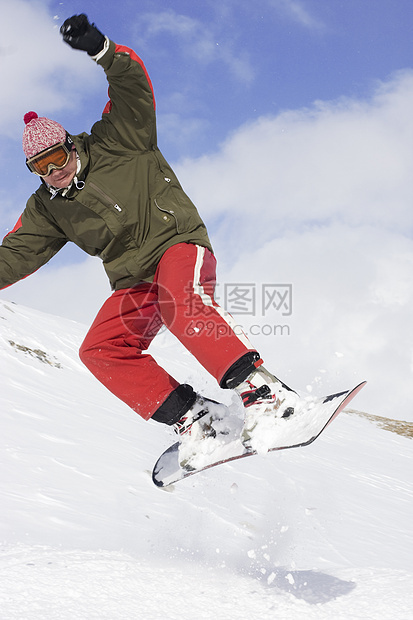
1, 299, 413, 619
159, 385, 366, 485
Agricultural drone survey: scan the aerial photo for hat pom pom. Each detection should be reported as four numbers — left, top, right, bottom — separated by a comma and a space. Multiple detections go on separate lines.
24, 111, 39, 125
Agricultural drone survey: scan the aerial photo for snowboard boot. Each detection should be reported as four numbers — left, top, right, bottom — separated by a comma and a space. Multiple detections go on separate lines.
174, 395, 230, 470
235, 366, 295, 447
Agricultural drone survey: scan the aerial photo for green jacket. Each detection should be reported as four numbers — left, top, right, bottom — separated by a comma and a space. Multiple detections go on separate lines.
0, 40, 212, 291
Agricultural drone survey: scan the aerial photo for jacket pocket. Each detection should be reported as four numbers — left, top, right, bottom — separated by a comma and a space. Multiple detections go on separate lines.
154, 197, 180, 233
153, 187, 204, 237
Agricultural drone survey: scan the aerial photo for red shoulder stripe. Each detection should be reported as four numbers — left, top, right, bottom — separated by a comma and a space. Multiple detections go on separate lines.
1, 215, 28, 290
102, 44, 156, 115
4, 215, 22, 239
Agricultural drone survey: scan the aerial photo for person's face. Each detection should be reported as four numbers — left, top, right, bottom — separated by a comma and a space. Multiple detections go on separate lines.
43, 148, 77, 188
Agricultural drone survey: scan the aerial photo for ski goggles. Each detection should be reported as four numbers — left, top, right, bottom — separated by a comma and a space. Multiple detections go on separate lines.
26, 135, 74, 177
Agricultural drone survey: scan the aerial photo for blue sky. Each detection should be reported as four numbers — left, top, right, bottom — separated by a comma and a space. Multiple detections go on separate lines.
1, 0, 413, 418
46, 0, 413, 161
2, 1, 413, 160
0, 1, 411, 196
1, 0, 411, 238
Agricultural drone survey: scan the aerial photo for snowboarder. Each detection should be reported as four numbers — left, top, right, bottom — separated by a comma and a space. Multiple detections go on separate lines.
0, 14, 293, 462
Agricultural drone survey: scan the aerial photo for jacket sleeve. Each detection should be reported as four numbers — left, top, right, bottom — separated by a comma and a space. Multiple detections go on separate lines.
91, 39, 157, 151
0, 196, 67, 290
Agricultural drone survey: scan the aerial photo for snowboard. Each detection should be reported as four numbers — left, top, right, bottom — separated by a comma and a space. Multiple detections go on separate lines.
152, 381, 366, 487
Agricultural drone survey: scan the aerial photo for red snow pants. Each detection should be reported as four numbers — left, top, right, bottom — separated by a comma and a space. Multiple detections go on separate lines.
79, 243, 257, 419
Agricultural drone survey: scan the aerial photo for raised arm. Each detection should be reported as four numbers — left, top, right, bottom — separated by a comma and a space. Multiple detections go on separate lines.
61, 14, 157, 151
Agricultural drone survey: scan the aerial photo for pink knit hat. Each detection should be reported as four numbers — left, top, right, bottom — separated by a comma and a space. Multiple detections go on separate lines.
22, 111, 67, 160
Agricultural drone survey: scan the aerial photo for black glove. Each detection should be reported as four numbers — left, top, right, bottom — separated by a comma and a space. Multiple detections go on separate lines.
60, 14, 105, 56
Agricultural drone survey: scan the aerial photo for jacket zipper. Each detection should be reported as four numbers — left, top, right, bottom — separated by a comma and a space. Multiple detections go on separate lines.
89, 182, 122, 212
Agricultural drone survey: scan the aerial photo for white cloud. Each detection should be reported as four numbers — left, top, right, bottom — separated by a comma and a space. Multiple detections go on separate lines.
268, 0, 326, 30
176, 69, 413, 242
0, 254, 110, 326
157, 111, 209, 154
171, 69, 413, 420
0, 0, 100, 138
134, 10, 254, 84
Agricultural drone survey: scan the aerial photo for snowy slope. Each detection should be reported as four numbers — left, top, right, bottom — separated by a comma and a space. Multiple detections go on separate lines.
1, 300, 412, 620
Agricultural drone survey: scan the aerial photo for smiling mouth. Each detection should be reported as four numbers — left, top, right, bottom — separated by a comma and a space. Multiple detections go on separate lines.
51, 170, 72, 185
